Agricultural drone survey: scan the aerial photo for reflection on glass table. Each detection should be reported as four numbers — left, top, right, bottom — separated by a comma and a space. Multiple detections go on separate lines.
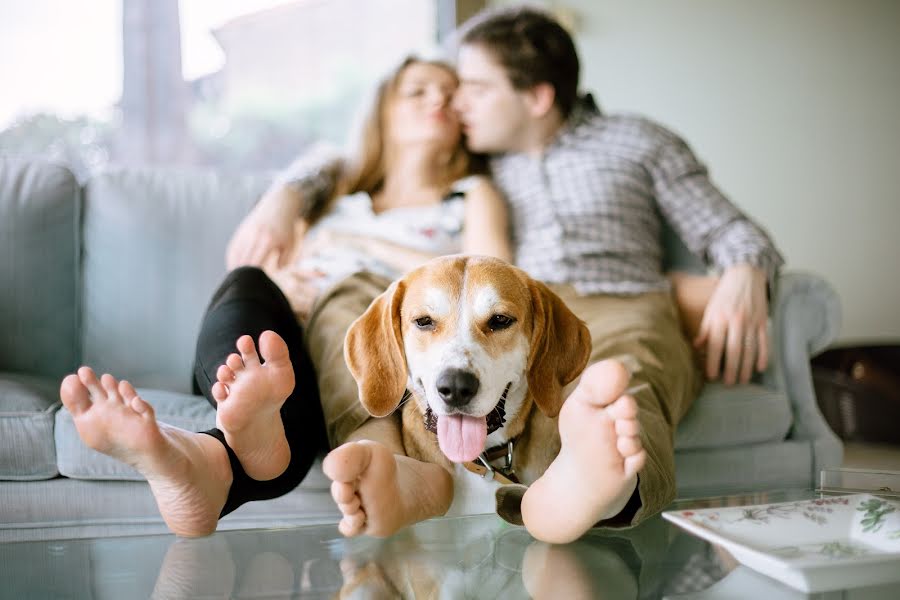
1, 489, 898, 599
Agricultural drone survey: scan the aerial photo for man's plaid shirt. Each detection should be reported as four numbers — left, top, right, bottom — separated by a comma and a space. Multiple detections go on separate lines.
488, 96, 784, 295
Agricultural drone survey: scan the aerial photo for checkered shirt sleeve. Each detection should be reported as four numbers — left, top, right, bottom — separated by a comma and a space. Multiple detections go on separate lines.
490, 97, 784, 295
649, 128, 784, 287
273, 144, 345, 221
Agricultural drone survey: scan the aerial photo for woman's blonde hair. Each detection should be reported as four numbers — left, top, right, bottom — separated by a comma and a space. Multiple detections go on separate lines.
337, 55, 483, 199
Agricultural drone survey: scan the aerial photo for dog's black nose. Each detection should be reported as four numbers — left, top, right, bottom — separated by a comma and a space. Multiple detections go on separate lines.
436, 369, 480, 407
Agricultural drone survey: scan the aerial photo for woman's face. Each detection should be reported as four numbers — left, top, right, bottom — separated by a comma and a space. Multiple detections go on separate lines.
385, 62, 461, 151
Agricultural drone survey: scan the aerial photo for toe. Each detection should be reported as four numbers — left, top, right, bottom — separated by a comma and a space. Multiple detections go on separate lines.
78, 367, 105, 399
225, 353, 244, 372
578, 360, 631, 407
216, 364, 235, 384
614, 418, 640, 437
119, 380, 138, 401
211, 382, 228, 402
345, 510, 366, 530
617, 435, 643, 457
100, 373, 123, 403
331, 480, 358, 504
129, 395, 156, 419
236, 335, 260, 366
60, 374, 92, 416
258, 330, 290, 365
323, 443, 372, 483
624, 451, 646, 478
339, 512, 366, 537
338, 496, 361, 514
606, 394, 639, 420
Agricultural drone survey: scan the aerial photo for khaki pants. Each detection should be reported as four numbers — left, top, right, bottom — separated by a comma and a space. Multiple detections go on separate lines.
307, 272, 700, 527
549, 285, 702, 526
305, 272, 395, 448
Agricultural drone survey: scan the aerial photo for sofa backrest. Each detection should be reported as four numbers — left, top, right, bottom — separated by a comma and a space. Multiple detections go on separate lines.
0, 157, 80, 380
80, 167, 268, 393
1, 156, 708, 392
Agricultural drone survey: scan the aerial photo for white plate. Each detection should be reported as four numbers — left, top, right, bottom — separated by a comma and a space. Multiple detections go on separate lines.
662, 494, 900, 592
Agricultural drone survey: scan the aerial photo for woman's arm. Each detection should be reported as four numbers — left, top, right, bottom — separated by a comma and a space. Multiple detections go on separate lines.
226, 152, 344, 270
226, 184, 306, 270
461, 176, 512, 263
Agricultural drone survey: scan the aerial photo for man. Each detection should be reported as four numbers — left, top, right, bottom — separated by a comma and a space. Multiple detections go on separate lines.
442, 7, 782, 541
228, 6, 783, 543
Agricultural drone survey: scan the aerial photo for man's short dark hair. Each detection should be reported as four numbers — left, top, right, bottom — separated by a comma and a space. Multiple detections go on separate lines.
458, 5, 580, 118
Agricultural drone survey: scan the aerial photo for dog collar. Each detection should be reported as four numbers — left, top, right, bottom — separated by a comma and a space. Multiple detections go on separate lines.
423, 382, 510, 435
464, 440, 520, 484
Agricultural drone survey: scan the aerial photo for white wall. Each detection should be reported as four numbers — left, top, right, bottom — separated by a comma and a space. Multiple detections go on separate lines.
492, 0, 900, 347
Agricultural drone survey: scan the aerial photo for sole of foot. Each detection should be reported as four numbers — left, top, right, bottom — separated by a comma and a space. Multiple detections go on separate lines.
520, 360, 647, 544
322, 440, 453, 538
60, 367, 231, 536
210, 330, 295, 480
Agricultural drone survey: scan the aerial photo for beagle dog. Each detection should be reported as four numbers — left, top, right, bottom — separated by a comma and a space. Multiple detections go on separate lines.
344, 255, 591, 518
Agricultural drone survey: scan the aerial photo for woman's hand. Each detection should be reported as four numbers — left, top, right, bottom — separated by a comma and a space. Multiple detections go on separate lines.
226, 216, 294, 270
226, 185, 307, 270
693, 264, 770, 385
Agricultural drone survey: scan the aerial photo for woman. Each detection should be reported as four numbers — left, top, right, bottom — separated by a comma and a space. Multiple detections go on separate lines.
58, 57, 511, 537
229, 56, 509, 317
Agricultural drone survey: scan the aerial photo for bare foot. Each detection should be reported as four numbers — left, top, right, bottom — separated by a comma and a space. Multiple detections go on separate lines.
521, 360, 647, 544
322, 441, 453, 538
60, 368, 232, 536
211, 330, 294, 480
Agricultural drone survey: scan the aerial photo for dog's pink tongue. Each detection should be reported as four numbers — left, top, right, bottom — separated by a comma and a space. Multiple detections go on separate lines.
437, 414, 487, 463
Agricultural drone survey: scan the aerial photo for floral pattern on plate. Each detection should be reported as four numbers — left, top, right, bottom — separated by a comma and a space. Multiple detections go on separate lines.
681, 496, 852, 528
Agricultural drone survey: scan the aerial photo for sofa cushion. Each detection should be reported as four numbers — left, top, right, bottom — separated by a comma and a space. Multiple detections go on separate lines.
0, 471, 339, 543
0, 373, 60, 480
675, 383, 792, 450
55, 388, 216, 480
0, 158, 79, 381
80, 168, 269, 394
675, 439, 812, 497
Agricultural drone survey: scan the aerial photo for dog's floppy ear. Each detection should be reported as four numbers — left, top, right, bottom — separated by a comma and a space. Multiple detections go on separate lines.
526, 280, 591, 417
343, 280, 408, 417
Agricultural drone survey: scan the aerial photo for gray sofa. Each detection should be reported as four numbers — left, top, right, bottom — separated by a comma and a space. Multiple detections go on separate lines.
0, 157, 843, 543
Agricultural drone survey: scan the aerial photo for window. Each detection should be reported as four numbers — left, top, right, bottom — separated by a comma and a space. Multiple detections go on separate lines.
0, 0, 444, 179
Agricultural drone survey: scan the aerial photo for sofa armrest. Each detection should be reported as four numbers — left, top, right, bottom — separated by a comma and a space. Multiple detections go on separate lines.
768, 271, 844, 477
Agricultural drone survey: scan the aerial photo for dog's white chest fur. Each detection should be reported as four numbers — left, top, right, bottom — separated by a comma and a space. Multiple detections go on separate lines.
444, 464, 502, 517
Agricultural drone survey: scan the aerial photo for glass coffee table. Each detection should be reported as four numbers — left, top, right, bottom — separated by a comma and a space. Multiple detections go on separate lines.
1, 489, 898, 599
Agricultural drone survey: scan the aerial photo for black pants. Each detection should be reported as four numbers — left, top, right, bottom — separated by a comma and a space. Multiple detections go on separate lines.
193, 266, 326, 517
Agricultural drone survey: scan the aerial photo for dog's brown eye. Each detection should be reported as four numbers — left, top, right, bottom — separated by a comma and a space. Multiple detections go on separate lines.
414, 316, 435, 330
488, 314, 515, 331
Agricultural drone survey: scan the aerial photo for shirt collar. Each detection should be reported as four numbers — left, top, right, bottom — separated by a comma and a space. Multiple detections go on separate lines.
553, 93, 602, 147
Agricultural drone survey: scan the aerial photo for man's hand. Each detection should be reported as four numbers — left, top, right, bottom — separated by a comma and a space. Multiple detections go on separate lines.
693, 264, 770, 385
